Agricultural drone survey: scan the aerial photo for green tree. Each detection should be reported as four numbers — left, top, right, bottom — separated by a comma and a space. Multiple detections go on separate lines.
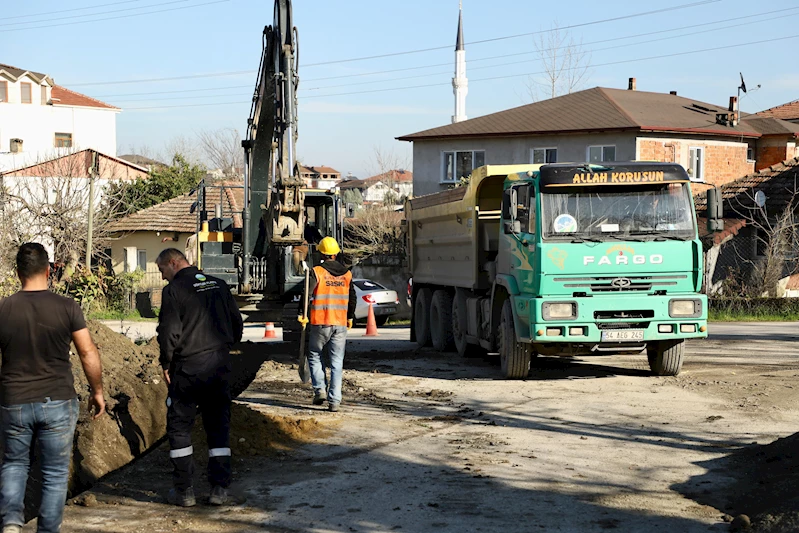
341, 188, 363, 207
108, 154, 206, 214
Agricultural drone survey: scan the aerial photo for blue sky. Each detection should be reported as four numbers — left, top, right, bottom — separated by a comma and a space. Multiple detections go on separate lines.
4, 0, 799, 178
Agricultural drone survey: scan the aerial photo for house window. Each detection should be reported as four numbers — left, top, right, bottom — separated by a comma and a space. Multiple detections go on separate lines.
54, 133, 72, 148
21, 83, 31, 104
532, 148, 557, 164
442, 150, 485, 182
588, 145, 616, 163
0, 82, 7, 103
747, 147, 755, 162
41, 85, 47, 105
137, 250, 147, 271
688, 147, 704, 182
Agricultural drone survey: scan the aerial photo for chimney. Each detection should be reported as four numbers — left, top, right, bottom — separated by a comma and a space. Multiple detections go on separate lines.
10, 138, 22, 153
729, 96, 739, 126
670, 91, 677, 96
628, 77, 637, 91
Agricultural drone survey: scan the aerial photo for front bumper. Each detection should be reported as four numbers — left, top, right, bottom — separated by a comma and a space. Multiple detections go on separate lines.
519, 294, 708, 343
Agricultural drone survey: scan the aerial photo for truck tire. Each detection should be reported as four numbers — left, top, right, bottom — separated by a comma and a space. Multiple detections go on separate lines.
453, 296, 483, 358
430, 290, 455, 351
499, 300, 530, 379
647, 339, 685, 376
375, 316, 389, 327
414, 288, 433, 347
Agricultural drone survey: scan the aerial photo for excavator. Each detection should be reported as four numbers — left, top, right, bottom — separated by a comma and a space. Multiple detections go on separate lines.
195, 0, 343, 344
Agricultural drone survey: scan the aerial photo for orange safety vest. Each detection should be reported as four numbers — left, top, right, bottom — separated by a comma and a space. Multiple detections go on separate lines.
309, 266, 352, 326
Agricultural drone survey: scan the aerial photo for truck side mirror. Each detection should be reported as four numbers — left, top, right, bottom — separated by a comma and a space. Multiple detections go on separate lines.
706, 187, 723, 232
509, 189, 518, 220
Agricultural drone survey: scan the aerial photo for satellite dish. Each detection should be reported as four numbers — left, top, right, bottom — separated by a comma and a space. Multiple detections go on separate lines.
754, 190, 766, 207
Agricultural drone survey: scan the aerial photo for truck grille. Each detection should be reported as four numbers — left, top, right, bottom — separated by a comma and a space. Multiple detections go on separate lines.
596, 321, 650, 330
555, 275, 686, 292
594, 310, 654, 320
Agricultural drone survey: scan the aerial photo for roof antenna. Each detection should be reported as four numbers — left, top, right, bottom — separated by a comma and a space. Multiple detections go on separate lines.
737, 73, 762, 124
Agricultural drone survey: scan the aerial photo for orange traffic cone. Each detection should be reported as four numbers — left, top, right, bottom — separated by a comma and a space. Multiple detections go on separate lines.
365, 303, 379, 337
263, 322, 277, 339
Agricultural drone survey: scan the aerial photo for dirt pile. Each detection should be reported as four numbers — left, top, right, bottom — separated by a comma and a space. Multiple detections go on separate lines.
192, 402, 322, 458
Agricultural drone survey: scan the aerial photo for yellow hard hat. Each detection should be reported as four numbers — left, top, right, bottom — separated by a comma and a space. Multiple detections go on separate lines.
317, 237, 341, 256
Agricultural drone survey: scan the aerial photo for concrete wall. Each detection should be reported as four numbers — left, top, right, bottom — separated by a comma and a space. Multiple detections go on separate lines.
109, 231, 191, 283
0, 75, 118, 171
352, 256, 411, 319
411, 132, 638, 197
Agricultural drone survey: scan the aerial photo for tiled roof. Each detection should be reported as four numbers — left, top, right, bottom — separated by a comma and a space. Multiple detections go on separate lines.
786, 273, 799, 291
107, 184, 244, 233
1, 148, 147, 178
339, 170, 413, 189
0, 63, 52, 84
757, 100, 799, 122
118, 154, 166, 167
740, 116, 799, 136
696, 217, 746, 246
398, 87, 783, 141
300, 165, 340, 175
51, 86, 118, 110
695, 156, 799, 214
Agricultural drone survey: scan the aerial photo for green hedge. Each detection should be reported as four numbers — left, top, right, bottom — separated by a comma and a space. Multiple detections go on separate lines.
709, 298, 799, 318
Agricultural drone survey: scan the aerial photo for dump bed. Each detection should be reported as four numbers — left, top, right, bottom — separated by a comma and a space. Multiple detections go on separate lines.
406, 164, 541, 290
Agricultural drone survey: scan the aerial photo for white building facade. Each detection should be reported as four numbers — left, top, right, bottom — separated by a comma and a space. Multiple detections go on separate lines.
0, 64, 120, 172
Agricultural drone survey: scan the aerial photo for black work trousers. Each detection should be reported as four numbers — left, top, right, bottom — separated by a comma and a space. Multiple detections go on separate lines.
167, 350, 232, 491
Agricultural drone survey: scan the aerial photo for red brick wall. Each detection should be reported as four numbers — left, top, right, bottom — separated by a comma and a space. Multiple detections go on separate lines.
638, 139, 753, 187
756, 145, 789, 171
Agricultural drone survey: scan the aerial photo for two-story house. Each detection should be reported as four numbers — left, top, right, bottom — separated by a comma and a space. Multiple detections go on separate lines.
0, 63, 120, 172
338, 170, 413, 205
398, 81, 799, 197
300, 165, 341, 189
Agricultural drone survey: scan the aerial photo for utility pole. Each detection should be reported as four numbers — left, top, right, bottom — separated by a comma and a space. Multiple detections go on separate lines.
86, 151, 98, 269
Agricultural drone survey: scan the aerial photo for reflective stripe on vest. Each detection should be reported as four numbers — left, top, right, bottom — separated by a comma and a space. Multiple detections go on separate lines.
310, 266, 351, 326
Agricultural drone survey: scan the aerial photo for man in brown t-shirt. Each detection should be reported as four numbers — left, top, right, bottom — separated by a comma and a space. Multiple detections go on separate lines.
0, 243, 105, 533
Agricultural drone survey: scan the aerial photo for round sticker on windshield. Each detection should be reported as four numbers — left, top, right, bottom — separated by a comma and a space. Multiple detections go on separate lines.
553, 214, 577, 233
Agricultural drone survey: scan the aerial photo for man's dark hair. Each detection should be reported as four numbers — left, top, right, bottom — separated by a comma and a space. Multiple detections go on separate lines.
156, 248, 188, 265
16, 243, 50, 280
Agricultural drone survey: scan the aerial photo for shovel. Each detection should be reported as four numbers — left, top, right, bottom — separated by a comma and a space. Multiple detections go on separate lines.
297, 264, 311, 383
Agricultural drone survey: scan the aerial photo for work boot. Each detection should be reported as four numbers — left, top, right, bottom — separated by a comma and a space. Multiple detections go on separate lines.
328, 402, 340, 413
312, 390, 326, 406
3, 525, 22, 533
167, 487, 196, 507
209, 485, 229, 506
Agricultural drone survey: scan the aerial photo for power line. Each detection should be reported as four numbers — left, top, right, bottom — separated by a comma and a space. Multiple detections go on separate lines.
1, 0, 195, 27
70, 70, 253, 88
302, 5, 799, 83
95, 84, 252, 98
300, 9, 799, 92
300, 0, 722, 67
0, 0, 229, 33
122, 33, 798, 110
3, 0, 147, 20
64, 0, 721, 86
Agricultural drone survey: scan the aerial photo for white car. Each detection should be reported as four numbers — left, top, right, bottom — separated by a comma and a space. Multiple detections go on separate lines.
353, 279, 399, 326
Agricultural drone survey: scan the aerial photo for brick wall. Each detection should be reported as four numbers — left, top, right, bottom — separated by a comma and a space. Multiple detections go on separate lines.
638, 138, 754, 187
755, 140, 795, 171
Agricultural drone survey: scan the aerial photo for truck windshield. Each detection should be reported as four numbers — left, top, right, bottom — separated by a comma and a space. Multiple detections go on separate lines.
541, 183, 695, 241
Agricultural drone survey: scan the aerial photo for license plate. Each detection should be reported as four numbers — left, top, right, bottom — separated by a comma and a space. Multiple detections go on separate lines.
375, 306, 396, 316
601, 329, 644, 341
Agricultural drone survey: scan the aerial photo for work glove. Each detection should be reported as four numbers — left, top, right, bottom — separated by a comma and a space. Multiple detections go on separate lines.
297, 315, 309, 327
347, 318, 353, 330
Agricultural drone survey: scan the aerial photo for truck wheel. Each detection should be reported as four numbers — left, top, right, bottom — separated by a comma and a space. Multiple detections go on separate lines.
647, 339, 685, 376
375, 316, 389, 327
499, 300, 530, 379
453, 296, 483, 358
430, 290, 455, 351
414, 288, 433, 347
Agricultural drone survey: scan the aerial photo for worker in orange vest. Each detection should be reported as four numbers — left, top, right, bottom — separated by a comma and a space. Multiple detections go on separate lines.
298, 237, 355, 412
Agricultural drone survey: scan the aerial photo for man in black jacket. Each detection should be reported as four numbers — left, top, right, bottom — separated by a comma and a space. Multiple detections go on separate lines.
156, 248, 243, 507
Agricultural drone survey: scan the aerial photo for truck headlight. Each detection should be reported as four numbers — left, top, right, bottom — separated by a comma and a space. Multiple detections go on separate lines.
669, 299, 701, 318
542, 301, 577, 320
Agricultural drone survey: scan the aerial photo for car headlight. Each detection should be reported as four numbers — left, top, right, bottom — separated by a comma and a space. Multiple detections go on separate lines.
542, 301, 577, 320
669, 299, 702, 318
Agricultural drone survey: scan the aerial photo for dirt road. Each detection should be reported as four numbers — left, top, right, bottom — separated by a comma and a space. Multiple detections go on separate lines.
55, 325, 799, 533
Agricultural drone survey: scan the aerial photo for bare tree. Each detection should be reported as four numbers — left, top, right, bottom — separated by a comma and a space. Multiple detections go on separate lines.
197, 128, 244, 179
365, 145, 411, 206
343, 206, 404, 263
526, 23, 592, 102
163, 135, 204, 166
1, 151, 140, 276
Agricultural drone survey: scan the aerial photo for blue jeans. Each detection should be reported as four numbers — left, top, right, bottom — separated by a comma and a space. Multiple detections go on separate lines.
0, 397, 78, 533
307, 325, 347, 404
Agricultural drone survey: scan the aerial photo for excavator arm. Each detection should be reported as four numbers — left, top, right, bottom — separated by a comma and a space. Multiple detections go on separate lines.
242, 0, 304, 290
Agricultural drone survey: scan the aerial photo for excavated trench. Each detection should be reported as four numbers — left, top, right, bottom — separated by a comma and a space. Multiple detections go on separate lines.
0, 321, 311, 520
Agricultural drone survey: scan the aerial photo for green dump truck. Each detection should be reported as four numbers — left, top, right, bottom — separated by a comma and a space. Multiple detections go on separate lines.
407, 162, 715, 379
